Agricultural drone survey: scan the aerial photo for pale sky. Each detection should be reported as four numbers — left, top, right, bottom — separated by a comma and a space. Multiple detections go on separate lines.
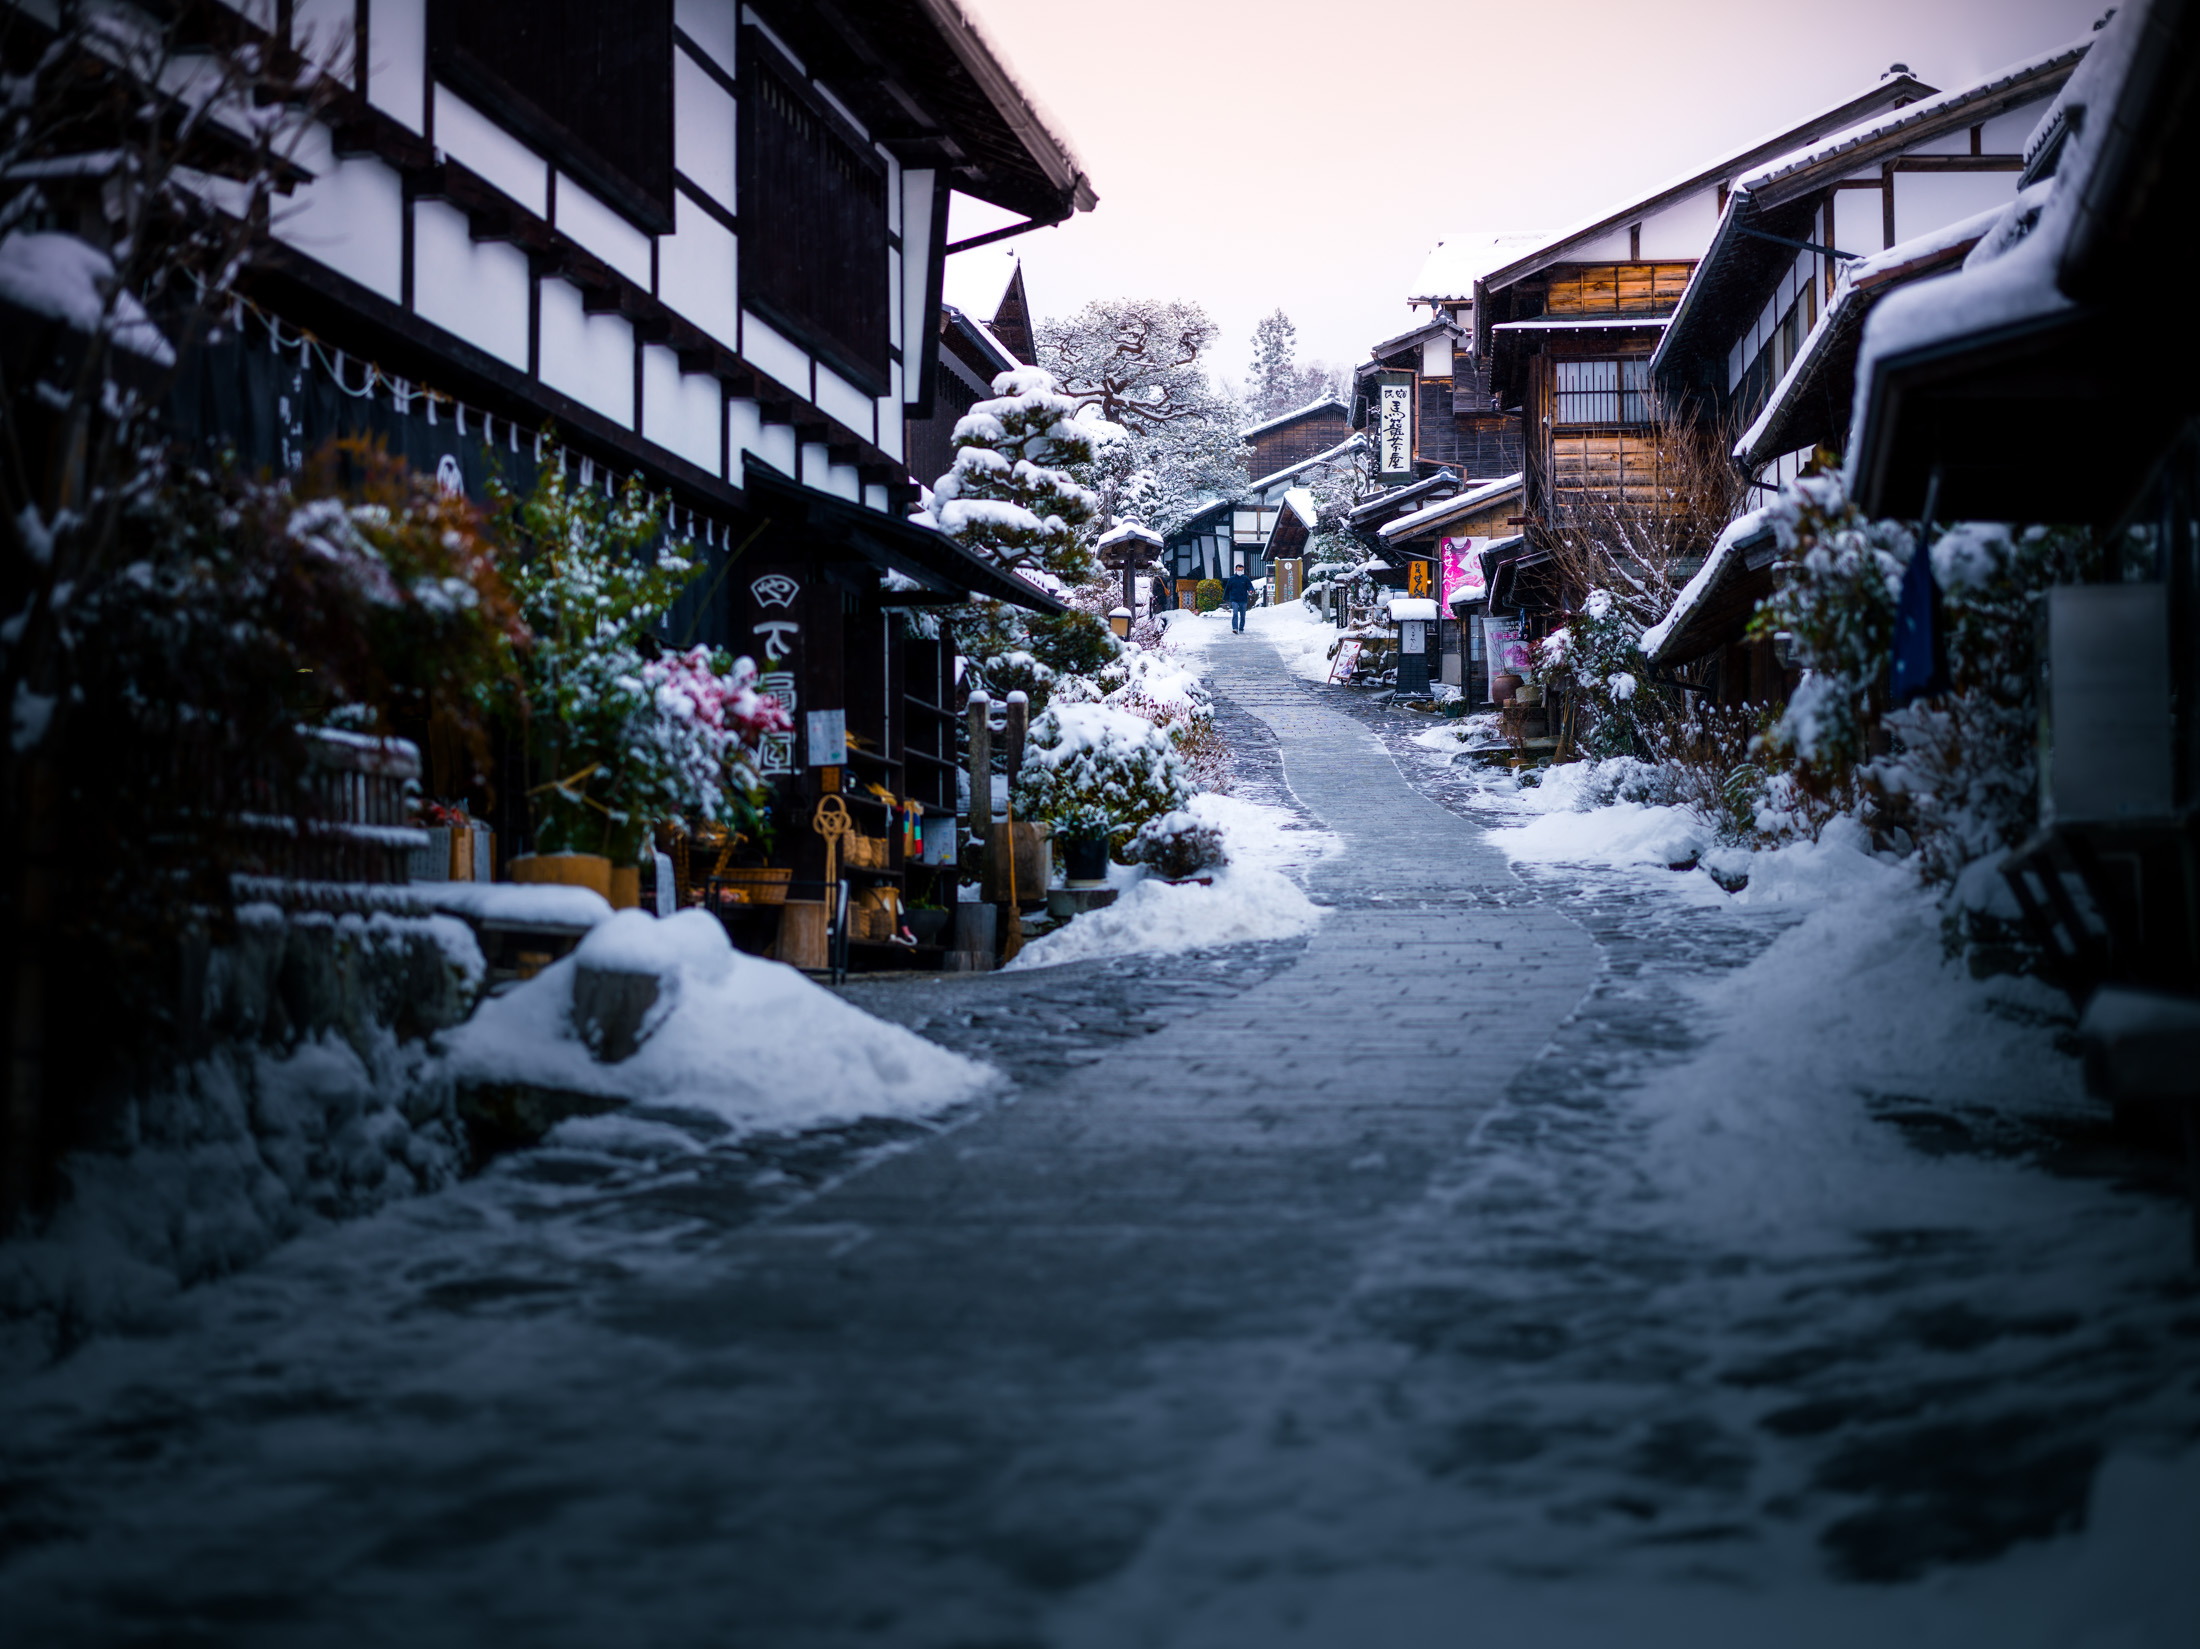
944, 0, 2104, 394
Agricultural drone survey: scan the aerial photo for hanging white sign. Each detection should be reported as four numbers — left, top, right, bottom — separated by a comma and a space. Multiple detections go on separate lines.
1378, 383, 1412, 480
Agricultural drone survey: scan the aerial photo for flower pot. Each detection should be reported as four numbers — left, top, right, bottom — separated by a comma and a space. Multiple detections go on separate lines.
608, 865, 641, 910
1062, 832, 1109, 887
1493, 672, 1523, 704
507, 851, 612, 899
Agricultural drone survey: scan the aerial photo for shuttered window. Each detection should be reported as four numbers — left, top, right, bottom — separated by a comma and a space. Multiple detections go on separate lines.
428, 0, 673, 232
740, 32, 890, 395
1553, 359, 1653, 426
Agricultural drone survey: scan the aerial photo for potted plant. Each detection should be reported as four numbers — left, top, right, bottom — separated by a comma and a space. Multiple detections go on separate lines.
1055, 801, 1113, 887
499, 464, 788, 903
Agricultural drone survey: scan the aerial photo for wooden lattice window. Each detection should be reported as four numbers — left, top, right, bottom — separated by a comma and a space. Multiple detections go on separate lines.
1553, 359, 1652, 426
741, 33, 890, 395
429, 0, 673, 232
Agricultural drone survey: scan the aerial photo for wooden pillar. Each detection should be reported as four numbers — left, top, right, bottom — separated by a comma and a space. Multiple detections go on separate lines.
966, 691, 991, 842
1002, 691, 1029, 784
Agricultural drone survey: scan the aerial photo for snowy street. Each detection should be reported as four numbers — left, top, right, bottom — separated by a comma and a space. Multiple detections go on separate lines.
2, 632, 2196, 1647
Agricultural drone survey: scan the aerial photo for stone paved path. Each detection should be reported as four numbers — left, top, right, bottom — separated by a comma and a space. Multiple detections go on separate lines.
4, 630, 2194, 1648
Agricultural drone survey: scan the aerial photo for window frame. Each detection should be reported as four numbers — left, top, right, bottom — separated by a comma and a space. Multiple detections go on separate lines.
1551, 357, 1654, 427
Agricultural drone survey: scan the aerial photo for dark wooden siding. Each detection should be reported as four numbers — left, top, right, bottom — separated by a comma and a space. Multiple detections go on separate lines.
1247, 407, 1351, 480
429, 0, 673, 231
740, 28, 890, 393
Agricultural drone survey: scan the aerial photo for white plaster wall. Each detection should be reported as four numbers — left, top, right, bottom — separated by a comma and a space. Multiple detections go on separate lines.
1833, 187, 1885, 254
1906, 127, 1975, 156
1894, 169, 2020, 243
412, 199, 530, 369
675, 0, 737, 75
674, 49, 737, 210
888, 246, 902, 351
431, 86, 547, 215
1567, 224, 1632, 261
364, 0, 424, 133
726, 396, 760, 489
641, 345, 723, 475
555, 174, 653, 287
539, 278, 635, 427
1982, 103, 2045, 152
814, 362, 876, 442
291, 0, 356, 79
743, 413, 797, 481
875, 360, 904, 463
1422, 333, 1453, 377
659, 193, 739, 350
1636, 188, 1721, 259
863, 483, 889, 513
901, 170, 936, 402
274, 122, 405, 302
742, 308, 810, 398
882, 149, 901, 236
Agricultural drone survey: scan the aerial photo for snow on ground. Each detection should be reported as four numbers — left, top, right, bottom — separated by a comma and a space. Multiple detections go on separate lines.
443, 909, 992, 1130
1007, 793, 1336, 970
1163, 602, 1340, 685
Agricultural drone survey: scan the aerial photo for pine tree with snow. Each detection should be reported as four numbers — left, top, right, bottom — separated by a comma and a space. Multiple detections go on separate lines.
930, 367, 1102, 585
1248, 309, 1302, 420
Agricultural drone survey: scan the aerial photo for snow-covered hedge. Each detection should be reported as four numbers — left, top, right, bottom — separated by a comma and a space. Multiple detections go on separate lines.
1013, 702, 1190, 849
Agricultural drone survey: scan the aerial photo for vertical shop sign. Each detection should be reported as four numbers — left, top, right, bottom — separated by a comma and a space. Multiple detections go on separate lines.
1376, 369, 1414, 484
750, 571, 802, 775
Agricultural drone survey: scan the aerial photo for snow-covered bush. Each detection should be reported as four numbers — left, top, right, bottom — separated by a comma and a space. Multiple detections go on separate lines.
1537, 589, 1648, 757
929, 367, 1102, 584
1123, 810, 1228, 880
1750, 475, 1911, 777
1013, 703, 1191, 850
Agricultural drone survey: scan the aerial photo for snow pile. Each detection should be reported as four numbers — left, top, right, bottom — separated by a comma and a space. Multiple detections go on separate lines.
1245, 600, 1344, 683
1008, 792, 1335, 970
1481, 761, 1711, 869
441, 910, 993, 1131
415, 880, 613, 929
0, 1030, 462, 1359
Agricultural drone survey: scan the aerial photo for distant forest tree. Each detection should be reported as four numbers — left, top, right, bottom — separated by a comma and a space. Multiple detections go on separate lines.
1246, 309, 1342, 421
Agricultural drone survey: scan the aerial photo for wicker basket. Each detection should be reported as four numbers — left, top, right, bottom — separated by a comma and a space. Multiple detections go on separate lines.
715, 866, 793, 905
852, 885, 898, 940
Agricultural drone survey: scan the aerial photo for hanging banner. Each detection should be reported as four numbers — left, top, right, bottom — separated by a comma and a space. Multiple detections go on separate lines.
1440, 536, 1488, 607
1483, 616, 1532, 695
1376, 369, 1415, 484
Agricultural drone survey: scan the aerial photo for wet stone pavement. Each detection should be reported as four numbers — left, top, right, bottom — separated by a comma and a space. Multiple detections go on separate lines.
1, 632, 2196, 1646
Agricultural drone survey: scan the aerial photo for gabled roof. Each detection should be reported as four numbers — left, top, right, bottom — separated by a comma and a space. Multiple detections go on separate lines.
1348, 467, 1459, 524
1407, 231, 1548, 304
1161, 495, 1237, 542
1096, 520, 1163, 549
1242, 394, 1351, 439
1246, 433, 1365, 497
1642, 505, 1780, 667
1377, 472, 1525, 542
1473, 69, 1938, 317
1737, 38, 2089, 209
1358, 314, 1462, 371
940, 302, 1022, 378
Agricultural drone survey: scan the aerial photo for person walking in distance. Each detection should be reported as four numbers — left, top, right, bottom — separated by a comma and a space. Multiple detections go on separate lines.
1222, 566, 1254, 634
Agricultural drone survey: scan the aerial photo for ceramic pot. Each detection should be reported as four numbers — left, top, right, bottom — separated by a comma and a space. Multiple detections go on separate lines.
907, 908, 951, 946
1492, 672, 1523, 704
1062, 833, 1110, 887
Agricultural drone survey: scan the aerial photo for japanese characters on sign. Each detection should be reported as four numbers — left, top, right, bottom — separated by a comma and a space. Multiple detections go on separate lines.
1406, 560, 1432, 598
751, 572, 801, 775
1377, 376, 1413, 483
1440, 537, 1488, 607
1482, 616, 1533, 695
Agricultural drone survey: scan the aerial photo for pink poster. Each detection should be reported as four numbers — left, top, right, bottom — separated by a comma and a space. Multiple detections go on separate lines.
1439, 537, 1487, 608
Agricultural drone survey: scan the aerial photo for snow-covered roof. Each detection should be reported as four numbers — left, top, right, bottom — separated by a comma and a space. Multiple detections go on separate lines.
1476, 71, 1938, 301
916, 0, 1097, 216
1361, 314, 1462, 366
1492, 316, 1672, 333
1846, 3, 2149, 499
1282, 487, 1318, 528
1241, 395, 1349, 439
1407, 231, 1548, 303
1641, 505, 1778, 666
1246, 433, 1365, 497
1377, 472, 1525, 541
1096, 520, 1163, 548
1732, 205, 2002, 471
1737, 37, 2088, 203
1387, 597, 1440, 622
1348, 468, 1459, 523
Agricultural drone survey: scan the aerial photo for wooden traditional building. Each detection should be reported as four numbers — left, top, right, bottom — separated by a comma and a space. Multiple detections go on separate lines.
103, 0, 1091, 966
1474, 67, 1936, 614
1350, 314, 1521, 485
1373, 473, 1525, 699
1845, 0, 2200, 1002
1244, 396, 1352, 481
1641, 41, 2085, 696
